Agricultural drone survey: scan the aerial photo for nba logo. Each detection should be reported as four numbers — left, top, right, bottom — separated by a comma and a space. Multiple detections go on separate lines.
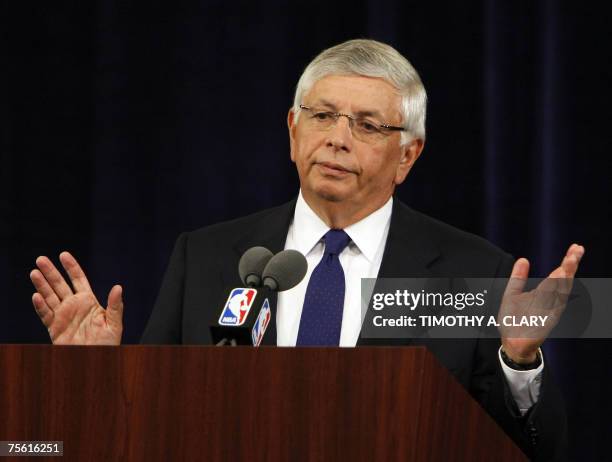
218, 288, 257, 326
251, 299, 271, 347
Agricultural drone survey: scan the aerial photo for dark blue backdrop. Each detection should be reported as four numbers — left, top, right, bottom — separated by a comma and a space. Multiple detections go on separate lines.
2, 1, 611, 459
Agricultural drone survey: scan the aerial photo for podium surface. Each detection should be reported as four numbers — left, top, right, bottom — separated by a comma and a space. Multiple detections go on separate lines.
0, 345, 526, 461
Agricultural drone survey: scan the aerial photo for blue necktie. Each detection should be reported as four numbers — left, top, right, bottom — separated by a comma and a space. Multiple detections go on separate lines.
296, 229, 351, 346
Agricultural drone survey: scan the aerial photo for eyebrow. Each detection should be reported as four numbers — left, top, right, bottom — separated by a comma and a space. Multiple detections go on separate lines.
315, 99, 387, 121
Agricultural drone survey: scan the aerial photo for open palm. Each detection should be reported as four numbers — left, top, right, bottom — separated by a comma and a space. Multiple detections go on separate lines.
500, 243, 584, 362
30, 252, 123, 345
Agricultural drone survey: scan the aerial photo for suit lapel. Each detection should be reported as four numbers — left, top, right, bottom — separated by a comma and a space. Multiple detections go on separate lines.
227, 199, 297, 346
357, 198, 440, 346
232, 199, 297, 257
377, 199, 440, 278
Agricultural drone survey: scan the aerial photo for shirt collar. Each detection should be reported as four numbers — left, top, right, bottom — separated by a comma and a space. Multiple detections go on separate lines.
292, 191, 330, 256
292, 190, 393, 262
344, 196, 393, 262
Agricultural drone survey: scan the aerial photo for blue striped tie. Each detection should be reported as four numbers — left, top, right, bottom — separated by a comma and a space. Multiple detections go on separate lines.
296, 229, 351, 346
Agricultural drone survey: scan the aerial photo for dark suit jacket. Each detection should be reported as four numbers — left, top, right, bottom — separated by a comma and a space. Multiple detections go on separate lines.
141, 197, 567, 461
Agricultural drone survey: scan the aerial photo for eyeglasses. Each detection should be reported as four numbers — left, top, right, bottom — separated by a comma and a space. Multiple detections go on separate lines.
299, 104, 405, 143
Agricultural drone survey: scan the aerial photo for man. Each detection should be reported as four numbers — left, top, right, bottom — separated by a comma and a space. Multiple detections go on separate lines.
30, 39, 583, 460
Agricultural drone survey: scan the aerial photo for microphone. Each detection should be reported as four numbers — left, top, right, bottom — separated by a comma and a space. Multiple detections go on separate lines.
239, 246, 274, 287
262, 249, 308, 291
209, 248, 307, 346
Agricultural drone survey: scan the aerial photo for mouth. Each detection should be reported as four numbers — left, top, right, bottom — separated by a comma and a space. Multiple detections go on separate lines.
315, 161, 355, 177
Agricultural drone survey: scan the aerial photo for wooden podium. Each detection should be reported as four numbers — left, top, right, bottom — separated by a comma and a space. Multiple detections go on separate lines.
0, 345, 526, 461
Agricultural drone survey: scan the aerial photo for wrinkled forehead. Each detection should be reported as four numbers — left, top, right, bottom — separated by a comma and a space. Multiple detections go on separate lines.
303, 74, 403, 124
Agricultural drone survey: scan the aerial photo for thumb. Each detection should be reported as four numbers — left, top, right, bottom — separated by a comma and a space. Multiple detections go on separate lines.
504, 258, 530, 297
106, 284, 124, 327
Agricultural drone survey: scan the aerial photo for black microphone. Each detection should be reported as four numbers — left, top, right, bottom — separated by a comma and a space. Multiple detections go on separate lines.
238, 246, 274, 287
262, 249, 308, 291
209, 248, 307, 346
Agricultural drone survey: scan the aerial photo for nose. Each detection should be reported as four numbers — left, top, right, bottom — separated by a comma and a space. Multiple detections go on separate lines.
325, 115, 353, 152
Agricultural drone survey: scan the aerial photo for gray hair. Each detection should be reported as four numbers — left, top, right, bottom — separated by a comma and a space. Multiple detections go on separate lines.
292, 39, 427, 145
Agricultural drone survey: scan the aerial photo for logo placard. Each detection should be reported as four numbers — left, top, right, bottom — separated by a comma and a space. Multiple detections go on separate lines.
251, 299, 271, 346
218, 288, 257, 326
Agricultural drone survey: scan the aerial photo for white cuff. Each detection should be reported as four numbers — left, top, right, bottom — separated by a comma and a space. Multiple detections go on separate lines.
498, 347, 544, 416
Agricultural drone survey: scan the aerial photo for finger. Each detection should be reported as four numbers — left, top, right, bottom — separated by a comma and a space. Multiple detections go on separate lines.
548, 244, 585, 279
566, 243, 585, 259
32, 292, 55, 328
545, 244, 585, 302
504, 258, 530, 297
561, 244, 584, 277
35, 256, 73, 301
106, 285, 124, 328
30, 269, 61, 309
59, 251, 93, 294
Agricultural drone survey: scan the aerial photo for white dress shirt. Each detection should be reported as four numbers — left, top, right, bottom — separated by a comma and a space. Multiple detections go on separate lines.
277, 190, 543, 414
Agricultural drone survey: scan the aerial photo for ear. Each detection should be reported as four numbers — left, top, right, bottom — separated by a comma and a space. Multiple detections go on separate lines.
287, 108, 297, 163
394, 138, 424, 185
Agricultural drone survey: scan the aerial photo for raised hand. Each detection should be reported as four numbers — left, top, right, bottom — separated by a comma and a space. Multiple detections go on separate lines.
500, 243, 585, 363
30, 252, 123, 345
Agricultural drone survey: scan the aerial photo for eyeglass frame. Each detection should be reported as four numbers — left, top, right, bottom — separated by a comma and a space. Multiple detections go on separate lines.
298, 104, 406, 136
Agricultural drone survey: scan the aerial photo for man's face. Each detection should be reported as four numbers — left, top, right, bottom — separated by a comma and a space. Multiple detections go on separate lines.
288, 74, 423, 211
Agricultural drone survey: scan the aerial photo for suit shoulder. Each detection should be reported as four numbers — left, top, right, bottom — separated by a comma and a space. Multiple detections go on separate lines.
395, 201, 514, 275
415, 208, 508, 256
183, 200, 294, 246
